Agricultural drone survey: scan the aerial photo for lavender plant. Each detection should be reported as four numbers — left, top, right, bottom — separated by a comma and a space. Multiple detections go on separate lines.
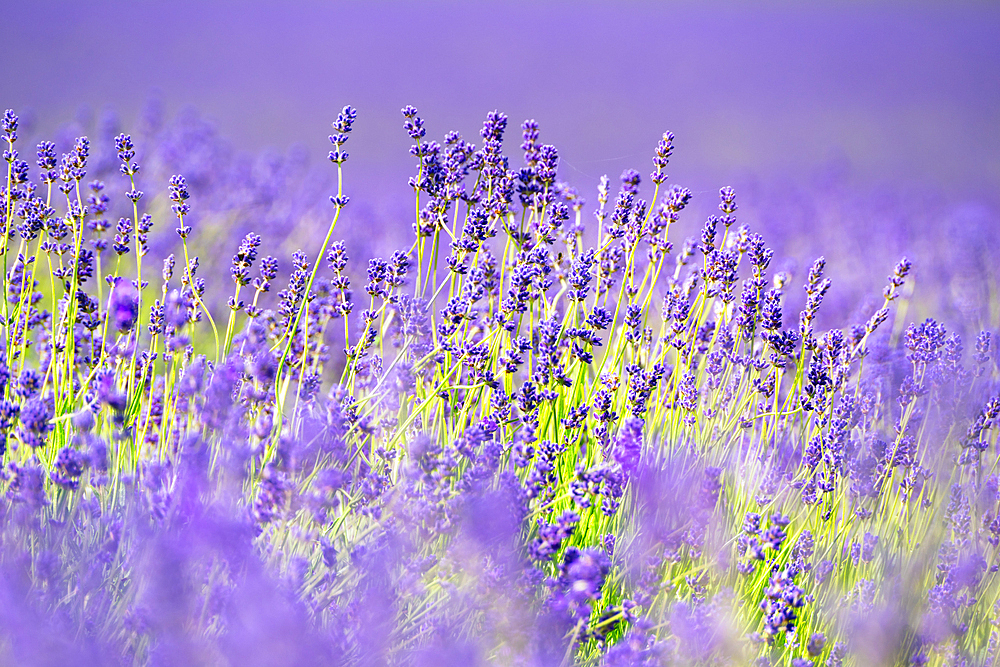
0, 104, 998, 667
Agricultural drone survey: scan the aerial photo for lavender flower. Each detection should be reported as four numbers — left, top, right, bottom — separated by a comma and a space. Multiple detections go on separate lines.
612, 418, 644, 477
17, 397, 53, 449
0, 100, 993, 666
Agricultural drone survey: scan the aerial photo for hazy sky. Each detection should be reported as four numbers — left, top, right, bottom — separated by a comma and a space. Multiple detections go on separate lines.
5, 1, 1000, 201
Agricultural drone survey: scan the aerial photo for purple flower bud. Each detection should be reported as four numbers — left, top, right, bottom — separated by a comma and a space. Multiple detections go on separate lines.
807, 632, 826, 656
18, 397, 54, 448
51, 446, 87, 490
612, 418, 644, 477
109, 282, 140, 332
719, 185, 737, 215
2, 109, 19, 142
71, 409, 95, 432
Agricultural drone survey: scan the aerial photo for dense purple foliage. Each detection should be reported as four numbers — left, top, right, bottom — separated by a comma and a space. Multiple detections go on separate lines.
0, 96, 997, 667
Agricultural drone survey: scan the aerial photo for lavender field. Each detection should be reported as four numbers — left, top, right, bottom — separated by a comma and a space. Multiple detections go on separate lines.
1, 3, 999, 666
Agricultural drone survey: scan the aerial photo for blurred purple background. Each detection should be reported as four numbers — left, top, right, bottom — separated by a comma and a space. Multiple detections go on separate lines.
8, 1, 999, 193
5, 0, 1000, 327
